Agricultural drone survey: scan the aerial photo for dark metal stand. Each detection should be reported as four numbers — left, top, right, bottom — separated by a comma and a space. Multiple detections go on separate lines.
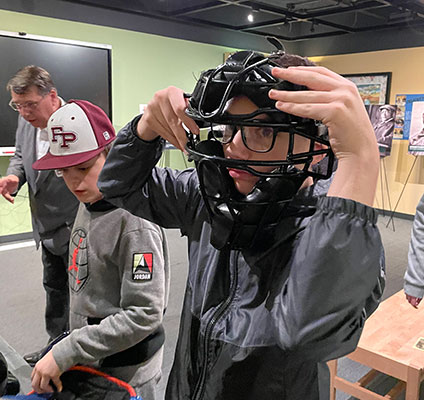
379, 157, 395, 230
386, 156, 418, 230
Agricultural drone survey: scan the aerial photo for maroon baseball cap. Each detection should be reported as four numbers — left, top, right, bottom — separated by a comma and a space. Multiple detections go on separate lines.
33, 100, 115, 170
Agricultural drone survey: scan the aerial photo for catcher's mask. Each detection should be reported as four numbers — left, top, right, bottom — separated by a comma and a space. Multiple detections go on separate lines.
185, 39, 334, 250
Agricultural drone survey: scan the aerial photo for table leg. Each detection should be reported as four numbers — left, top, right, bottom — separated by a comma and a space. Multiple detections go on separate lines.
328, 359, 338, 400
405, 365, 421, 400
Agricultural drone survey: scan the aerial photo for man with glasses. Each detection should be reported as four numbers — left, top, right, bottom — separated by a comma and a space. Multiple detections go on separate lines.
98, 48, 385, 399
1, 66, 78, 366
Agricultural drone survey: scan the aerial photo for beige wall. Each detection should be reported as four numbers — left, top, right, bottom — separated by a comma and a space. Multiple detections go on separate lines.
310, 48, 424, 215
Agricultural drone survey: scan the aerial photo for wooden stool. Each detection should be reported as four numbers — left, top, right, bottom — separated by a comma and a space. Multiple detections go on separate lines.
329, 290, 424, 400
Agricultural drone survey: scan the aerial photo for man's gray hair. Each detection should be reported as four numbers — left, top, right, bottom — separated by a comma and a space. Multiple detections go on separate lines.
6, 65, 56, 95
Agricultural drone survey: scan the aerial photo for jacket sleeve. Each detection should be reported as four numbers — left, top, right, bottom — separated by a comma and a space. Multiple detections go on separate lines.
404, 194, 424, 298
98, 116, 201, 233
52, 223, 167, 371
6, 117, 28, 191
273, 196, 385, 362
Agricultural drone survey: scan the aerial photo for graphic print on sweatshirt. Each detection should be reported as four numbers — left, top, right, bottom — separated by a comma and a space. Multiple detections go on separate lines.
132, 253, 153, 281
69, 229, 88, 292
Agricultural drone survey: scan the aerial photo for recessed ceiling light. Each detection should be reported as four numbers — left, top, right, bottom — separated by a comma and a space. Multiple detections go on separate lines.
247, 14, 254, 22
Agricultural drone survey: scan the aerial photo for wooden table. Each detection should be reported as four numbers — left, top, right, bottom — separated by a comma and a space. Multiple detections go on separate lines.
329, 290, 424, 400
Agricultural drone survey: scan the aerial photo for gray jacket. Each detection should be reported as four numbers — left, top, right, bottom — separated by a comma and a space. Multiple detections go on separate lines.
98, 118, 386, 400
404, 194, 424, 298
52, 200, 170, 387
7, 116, 78, 254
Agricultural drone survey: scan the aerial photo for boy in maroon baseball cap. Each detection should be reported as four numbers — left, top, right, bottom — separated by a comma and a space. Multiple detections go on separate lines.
31, 100, 170, 400
33, 100, 115, 203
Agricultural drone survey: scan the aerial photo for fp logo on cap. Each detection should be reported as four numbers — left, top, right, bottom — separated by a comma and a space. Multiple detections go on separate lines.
51, 126, 77, 148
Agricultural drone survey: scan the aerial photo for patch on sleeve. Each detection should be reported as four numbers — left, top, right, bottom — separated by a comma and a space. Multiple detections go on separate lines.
132, 253, 153, 281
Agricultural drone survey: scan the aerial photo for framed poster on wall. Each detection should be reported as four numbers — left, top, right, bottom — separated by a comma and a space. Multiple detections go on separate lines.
365, 104, 396, 157
343, 72, 391, 105
393, 94, 406, 140
404, 95, 424, 155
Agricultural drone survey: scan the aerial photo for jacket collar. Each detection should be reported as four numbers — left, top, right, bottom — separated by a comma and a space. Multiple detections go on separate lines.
85, 198, 117, 212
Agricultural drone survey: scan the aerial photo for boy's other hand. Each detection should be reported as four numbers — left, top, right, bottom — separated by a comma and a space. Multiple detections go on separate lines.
136, 86, 200, 152
269, 66, 379, 206
31, 350, 63, 393
269, 66, 378, 164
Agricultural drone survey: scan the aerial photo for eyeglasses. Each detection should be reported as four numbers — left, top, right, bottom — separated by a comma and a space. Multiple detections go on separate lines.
209, 123, 280, 153
9, 96, 46, 112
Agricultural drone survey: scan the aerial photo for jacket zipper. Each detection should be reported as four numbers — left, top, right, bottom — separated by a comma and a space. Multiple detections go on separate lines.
192, 250, 239, 400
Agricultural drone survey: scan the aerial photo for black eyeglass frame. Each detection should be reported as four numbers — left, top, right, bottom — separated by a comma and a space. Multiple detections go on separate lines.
186, 124, 333, 180
208, 119, 325, 154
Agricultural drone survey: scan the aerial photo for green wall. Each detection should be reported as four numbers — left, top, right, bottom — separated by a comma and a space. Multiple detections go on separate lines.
0, 158, 31, 236
0, 9, 238, 238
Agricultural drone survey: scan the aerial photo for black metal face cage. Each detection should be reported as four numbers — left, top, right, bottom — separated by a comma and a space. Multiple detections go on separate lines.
187, 124, 332, 180
185, 49, 335, 180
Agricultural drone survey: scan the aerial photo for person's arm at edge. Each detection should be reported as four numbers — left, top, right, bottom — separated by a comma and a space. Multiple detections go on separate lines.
404, 194, 424, 307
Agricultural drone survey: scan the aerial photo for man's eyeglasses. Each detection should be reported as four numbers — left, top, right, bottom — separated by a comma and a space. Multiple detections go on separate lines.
208, 123, 281, 153
9, 96, 45, 112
